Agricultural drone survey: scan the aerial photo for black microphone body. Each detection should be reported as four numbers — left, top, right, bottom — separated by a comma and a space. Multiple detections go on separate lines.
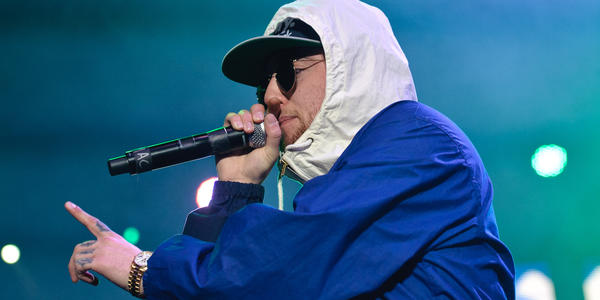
108, 124, 265, 176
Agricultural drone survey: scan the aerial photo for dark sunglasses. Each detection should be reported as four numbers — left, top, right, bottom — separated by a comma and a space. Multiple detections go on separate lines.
256, 58, 324, 104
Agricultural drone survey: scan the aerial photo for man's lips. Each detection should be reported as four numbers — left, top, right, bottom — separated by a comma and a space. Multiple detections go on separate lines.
278, 116, 296, 125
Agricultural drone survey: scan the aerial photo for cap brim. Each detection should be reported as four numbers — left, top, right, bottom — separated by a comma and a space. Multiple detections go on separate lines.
222, 36, 322, 87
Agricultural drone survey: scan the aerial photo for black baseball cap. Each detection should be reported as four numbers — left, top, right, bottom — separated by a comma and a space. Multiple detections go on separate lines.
222, 18, 323, 87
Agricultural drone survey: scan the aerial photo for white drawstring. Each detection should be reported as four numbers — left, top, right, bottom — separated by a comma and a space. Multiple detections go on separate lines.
277, 176, 284, 211
277, 138, 313, 210
284, 138, 313, 152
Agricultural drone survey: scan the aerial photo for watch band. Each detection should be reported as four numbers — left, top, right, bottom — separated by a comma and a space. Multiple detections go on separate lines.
128, 251, 152, 298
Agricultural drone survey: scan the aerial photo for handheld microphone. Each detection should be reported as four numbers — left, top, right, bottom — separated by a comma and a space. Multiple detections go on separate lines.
107, 124, 266, 176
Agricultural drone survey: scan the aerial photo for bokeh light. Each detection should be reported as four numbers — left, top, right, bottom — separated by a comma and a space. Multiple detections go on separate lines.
196, 177, 218, 208
516, 269, 556, 300
531, 144, 567, 177
1, 244, 21, 264
123, 227, 140, 245
584, 266, 600, 300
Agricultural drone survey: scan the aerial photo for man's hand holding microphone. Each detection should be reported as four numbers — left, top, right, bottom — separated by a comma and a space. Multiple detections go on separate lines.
65, 105, 281, 295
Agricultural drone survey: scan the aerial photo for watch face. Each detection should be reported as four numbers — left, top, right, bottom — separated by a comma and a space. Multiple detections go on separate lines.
134, 251, 152, 267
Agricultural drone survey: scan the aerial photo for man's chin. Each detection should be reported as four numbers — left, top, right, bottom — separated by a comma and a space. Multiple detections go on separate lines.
280, 129, 304, 149
280, 137, 294, 149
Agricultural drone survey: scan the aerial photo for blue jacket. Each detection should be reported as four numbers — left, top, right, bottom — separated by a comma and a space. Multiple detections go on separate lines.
144, 101, 515, 299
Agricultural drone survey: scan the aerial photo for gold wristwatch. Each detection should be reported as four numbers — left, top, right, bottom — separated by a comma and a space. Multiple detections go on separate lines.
128, 251, 153, 298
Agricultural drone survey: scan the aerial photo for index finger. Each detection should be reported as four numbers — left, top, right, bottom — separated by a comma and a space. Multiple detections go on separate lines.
224, 112, 243, 129
64, 201, 111, 237
250, 104, 265, 123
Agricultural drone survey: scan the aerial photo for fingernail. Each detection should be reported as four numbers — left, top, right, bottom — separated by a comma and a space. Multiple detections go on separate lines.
234, 120, 243, 129
84, 273, 99, 286
67, 201, 76, 209
256, 111, 264, 121
244, 122, 253, 131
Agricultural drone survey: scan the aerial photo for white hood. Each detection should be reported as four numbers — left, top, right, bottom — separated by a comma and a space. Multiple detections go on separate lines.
265, 0, 418, 183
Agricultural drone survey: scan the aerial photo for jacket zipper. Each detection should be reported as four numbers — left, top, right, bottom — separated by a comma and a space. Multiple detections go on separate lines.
278, 155, 288, 180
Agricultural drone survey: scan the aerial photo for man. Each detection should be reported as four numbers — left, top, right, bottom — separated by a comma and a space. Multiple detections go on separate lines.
66, 0, 515, 298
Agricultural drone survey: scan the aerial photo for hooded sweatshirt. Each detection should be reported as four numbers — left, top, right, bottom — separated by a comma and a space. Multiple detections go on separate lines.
270, 0, 417, 182
143, 0, 515, 299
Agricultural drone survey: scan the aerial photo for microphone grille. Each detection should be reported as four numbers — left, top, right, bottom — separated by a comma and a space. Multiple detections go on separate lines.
249, 123, 266, 148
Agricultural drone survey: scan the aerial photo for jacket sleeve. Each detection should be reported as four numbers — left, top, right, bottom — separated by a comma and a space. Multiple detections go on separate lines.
142, 102, 515, 300
182, 181, 264, 242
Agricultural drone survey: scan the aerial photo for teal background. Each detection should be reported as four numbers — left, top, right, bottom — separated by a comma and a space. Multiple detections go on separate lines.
1, 0, 598, 299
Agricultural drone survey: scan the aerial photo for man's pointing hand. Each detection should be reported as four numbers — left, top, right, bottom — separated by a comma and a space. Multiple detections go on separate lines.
65, 201, 141, 291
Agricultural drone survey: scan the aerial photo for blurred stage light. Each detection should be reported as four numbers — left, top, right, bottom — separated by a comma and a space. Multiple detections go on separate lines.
196, 177, 218, 208
531, 144, 567, 177
516, 269, 556, 300
123, 227, 140, 245
584, 266, 600, 300
1, 244, 20, 264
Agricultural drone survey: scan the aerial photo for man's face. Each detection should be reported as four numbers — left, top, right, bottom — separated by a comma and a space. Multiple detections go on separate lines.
263, 53, 326, 146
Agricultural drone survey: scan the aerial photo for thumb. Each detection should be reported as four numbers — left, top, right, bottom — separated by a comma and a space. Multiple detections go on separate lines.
262, 113, 281, 162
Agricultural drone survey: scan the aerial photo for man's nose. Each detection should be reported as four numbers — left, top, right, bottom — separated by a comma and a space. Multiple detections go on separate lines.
263, 75, 287, 113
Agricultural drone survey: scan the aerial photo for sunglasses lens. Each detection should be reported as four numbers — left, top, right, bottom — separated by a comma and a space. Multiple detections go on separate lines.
257, 59, 296, 103
275, 61, 295, 93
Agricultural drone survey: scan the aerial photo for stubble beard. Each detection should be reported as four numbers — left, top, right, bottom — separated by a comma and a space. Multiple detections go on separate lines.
282, 123, 307, 147
281, 116, 312, 148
